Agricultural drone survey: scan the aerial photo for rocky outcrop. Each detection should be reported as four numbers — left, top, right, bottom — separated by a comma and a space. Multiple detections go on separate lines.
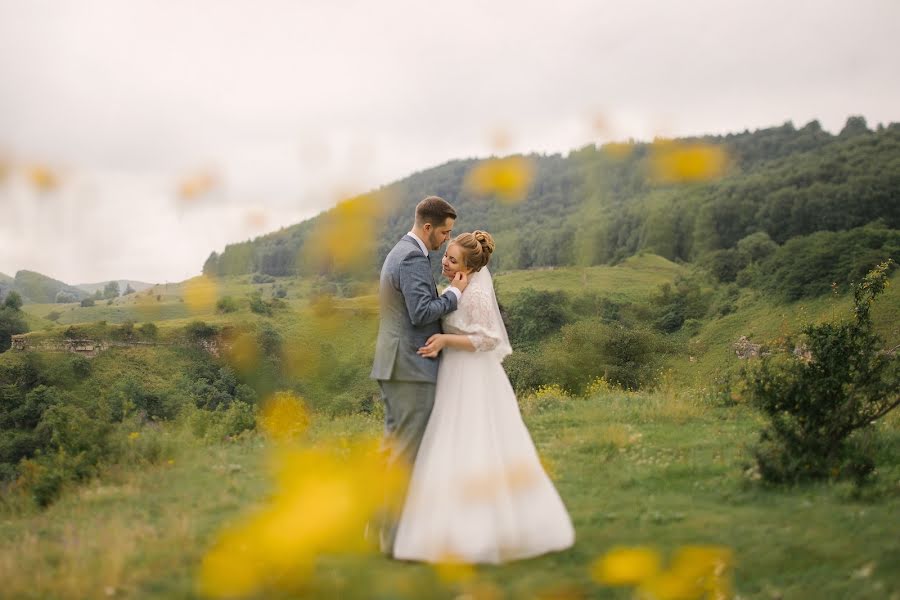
733, 336, 763, 359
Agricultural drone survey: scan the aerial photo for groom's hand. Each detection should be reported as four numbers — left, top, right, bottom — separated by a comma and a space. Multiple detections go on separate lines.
450, 271, 469, 293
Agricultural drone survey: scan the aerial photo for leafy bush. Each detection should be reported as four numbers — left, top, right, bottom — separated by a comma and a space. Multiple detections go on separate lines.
0, 304, 27, 353
252, 273, 276, 284
80, 298, 95, 307
185, 321, 218, 342
216, 296, 239, 313
54, 291, 78, 304
542, 320, 662, 392
138, 322, 158, 340
742, 261, 899, 484
650, 276, 709, 333
519, 384, 572, 415
502, 349, 546, 394
111, 320, 136, 341
504, 288, 572, 346
248, 293, 274, 316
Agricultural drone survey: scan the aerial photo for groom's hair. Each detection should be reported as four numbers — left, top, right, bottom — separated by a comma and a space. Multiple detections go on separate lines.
415, 196, 457, 227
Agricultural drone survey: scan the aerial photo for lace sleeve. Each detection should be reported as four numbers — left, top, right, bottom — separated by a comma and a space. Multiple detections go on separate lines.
460, 286, 502, 352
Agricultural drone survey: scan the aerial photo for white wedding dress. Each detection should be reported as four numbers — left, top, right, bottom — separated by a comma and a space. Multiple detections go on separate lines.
393, 267, 575, 564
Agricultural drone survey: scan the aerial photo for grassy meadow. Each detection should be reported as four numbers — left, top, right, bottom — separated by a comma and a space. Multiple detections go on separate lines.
1, 392, 898, 599
3, 255, 899, 599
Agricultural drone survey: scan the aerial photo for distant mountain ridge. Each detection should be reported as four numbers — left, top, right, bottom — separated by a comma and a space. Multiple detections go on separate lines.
10, 270, 89, 304
0, 270, 157, 305
76, 280, 155, 295
202, 115, 899, 282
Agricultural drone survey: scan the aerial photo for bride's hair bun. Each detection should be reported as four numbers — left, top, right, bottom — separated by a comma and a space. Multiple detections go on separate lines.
473, 230, 495, 256
452, 230, 495, 272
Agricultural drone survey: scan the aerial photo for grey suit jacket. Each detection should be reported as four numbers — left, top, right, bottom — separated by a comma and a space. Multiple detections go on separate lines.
370, 235, 458, 383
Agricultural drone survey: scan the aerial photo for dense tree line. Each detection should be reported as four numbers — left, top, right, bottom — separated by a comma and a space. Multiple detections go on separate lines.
202, 117, 899, 302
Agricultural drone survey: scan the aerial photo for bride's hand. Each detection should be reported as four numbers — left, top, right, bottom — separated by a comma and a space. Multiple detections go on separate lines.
417, 334, 446, 358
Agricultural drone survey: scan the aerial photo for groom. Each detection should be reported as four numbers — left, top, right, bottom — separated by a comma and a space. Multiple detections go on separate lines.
370, 195, 468, 555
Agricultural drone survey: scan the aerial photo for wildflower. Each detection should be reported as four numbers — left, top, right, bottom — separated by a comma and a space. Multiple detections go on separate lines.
258, 392, 311, 442
591, 546, 661, 586
464, 156, 535, 203
649, 141, 728, 184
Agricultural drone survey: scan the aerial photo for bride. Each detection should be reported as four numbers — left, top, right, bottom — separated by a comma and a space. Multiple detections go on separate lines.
392, 230, 575, 564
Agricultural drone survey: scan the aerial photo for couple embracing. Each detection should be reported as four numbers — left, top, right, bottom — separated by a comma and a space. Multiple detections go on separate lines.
370, 196, 575, 564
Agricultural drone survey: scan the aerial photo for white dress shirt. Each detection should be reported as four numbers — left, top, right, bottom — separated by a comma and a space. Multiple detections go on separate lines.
407, 231, 462, 301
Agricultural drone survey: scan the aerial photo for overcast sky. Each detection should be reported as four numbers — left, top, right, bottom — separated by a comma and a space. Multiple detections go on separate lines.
1, 0, 898, 284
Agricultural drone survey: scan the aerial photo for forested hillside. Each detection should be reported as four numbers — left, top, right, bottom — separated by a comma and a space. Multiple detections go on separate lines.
203, 117, 899, 298
10, 270, 89, 304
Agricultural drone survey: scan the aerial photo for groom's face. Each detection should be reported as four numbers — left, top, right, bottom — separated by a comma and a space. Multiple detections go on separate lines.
425, 217, 455, 251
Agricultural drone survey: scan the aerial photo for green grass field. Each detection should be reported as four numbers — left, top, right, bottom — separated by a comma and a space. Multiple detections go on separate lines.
493, 254, 687, 304
1, 391, 897, 599
5, 257, 899, 598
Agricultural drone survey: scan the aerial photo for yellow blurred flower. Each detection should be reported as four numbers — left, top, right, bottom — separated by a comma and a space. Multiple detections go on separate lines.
281, 341, 322, 380
184, 276, 217, 313
128, 431, 140, 441
303, 193, 388, 273
489, 128, 513, 152
27, 165, 59, 192
224, 331, 259, 376
197, 436, 409, 597
434, 554, 476, 585
178, 170, 219, 202
591, 546, 661, 586
464, 156, 535, 203
258, 392, 310, 442
654, 545, 733, 600
601, 141, 635, 161
649, 141, 728, 184
243, 210, 268, 232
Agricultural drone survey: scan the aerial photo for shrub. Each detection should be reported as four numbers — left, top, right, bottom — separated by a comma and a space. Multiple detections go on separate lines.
742, 261, 899, 484
138, 322, 158, 340
55, 291, 78, 303
520, 384, 572, 415
543, 321, 661, 392
218, 401, 256, 438
504, 288, 572, 345
650, 276, 709, 333
502, 349, 546, 394
252, 273, 276, 284
248, 293, 273, 316
216, 296, 239, 313
584, 376, 615, 397
80, 298, 95, 308
45, 311, 62, 322
112, 320, 136, 341
185, 321, 218, 342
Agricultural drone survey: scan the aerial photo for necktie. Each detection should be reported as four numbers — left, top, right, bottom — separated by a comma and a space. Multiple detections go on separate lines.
427, 253, 438, 296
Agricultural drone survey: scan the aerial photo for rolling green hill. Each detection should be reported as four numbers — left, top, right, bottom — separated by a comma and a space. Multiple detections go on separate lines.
11, 270, 89, 304
203, 117, 899, 292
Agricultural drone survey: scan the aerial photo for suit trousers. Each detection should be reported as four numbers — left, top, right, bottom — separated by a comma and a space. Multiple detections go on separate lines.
377, 379, 436, 555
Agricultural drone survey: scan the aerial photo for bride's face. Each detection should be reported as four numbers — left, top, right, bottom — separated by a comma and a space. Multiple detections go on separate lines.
441, 243, 469, 280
